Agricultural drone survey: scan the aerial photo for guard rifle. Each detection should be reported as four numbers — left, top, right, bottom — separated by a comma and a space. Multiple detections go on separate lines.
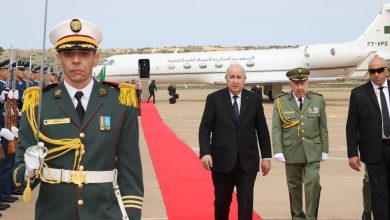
5, 50, 18, 154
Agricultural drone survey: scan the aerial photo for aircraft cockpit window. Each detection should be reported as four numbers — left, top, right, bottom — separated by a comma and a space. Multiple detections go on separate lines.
183, 63, 191, 69
199, 63, 207, 69
99, 59, 115, 65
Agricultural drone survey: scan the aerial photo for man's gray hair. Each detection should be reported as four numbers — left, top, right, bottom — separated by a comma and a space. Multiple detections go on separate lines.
225, 63, 247, 80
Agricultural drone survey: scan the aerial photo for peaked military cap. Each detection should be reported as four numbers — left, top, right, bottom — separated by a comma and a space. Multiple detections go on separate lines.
286, 67, 310, 81
49, 18, 103, 51
12, 60, 26, 70
0, 60, 10, 69
31, 64, 40, 73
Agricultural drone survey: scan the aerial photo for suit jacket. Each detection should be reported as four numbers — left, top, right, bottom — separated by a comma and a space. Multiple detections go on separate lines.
272, 91, 329, 163
13, 80, 144, 220
199, 88, 271, 173
346, 80, 388, 163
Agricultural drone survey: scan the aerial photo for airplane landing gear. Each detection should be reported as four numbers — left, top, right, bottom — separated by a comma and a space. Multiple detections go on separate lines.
168, 85, 179, 104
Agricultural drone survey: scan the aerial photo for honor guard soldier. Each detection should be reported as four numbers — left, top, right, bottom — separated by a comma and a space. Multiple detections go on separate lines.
0, 60, 19, 213
272, 68, 329, 220
13, 18, 144, 220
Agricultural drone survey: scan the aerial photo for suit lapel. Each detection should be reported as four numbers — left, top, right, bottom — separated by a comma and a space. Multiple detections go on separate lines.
83, 81, 104, 127
365, 81, 380, 112
239, 90, 249, 123
287, 91, 300, 113
301, 95, 312, 113
222, 88, 236, 122
54, 82, 82, 126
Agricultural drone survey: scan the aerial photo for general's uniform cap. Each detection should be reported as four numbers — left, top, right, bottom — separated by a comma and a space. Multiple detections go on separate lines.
286, 68, 310, 81
0, 60, 10, 69
49, 18, 102, 51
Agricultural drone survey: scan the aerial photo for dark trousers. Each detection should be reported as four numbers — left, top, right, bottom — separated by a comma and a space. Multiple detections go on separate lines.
366, 142, 390, 220
211, 159, 257, 220
0, 152, 15, 198
148, 91, 155, 103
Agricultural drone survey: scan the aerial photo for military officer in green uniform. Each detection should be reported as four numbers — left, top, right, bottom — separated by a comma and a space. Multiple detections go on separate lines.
272, 67, 329, 220
12, 18, 144, 220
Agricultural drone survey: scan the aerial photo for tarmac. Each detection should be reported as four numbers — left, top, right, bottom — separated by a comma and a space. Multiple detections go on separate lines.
4, 86, 366, 220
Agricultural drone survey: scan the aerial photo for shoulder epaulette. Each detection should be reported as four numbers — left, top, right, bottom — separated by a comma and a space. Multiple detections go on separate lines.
308, 91, 323, 97
275, 92, 288, 99
43, 83, 58, 92
118, 83, 138, 107
101, 80, 119, 89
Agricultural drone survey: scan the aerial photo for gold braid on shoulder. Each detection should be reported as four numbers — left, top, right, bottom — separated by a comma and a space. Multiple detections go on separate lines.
276, 97, 301, 137
22, 87, 85, 184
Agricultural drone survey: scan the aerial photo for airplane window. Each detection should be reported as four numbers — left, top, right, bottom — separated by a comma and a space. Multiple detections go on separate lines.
215, 62, 223, 68
199, 63, 207, 69
167, 63, 176, 70
246, 61, 255, 67
183, 63, 191, 69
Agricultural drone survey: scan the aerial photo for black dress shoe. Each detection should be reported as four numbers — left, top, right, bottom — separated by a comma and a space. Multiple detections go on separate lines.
362, 212, 372, 220
0, 197, 15, 203
8, 196, 18, 201
11, 190, 23, 196
0, 203, 10, 210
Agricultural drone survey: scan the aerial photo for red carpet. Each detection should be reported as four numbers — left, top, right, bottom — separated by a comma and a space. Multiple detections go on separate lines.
141, 103, 262, 220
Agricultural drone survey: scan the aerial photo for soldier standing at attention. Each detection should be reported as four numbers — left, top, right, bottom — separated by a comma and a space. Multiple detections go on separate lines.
272, 68, 329, 220
12, 18, 144, 220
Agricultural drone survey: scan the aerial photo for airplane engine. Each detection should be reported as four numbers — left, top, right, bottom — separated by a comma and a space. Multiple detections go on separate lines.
304, 44, 366, 69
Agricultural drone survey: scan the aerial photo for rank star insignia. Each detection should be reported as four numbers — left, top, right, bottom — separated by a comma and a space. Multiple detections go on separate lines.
54, 89, 62, 97
70, 19, 82, 33
99, 88, 106, 95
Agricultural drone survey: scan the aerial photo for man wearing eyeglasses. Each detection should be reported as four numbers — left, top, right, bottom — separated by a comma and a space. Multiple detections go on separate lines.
347, 56, 390, 220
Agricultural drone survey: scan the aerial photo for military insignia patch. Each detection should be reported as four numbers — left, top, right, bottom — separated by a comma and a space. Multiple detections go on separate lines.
70, 19, 82, 33
98, 88, 107, 95
308, 107, 319, 114
298, 68, 303, 73
54, 89, 62, 97
99, 116, 111, 130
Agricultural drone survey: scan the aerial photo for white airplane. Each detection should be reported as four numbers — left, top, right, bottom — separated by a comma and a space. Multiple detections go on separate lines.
94, 3, 390, 100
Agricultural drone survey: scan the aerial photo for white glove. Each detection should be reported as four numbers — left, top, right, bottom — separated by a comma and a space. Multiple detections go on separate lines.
321, 152, 328, 161
24, 142, 47, 178
0, 128, 14, 141
12, 90, 19, 100
7, 90, 14, 100
0, 90, 8, 102
11, 126, 18, 138
24, 151, 41, 178
273, 153, 286, 163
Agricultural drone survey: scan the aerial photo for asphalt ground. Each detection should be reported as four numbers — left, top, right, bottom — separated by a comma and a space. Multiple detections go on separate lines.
5, 86, 366, 220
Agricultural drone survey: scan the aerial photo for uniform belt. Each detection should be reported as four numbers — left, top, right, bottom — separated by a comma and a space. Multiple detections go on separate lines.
383, 139, 390, 145
41, 167, 116, 184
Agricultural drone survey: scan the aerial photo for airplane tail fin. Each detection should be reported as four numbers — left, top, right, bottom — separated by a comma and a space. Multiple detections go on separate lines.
353, 4, 390, 52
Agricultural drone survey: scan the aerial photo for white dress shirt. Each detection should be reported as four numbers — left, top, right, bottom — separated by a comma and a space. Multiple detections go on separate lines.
64, 79, 94, 111
371, 80, 390, 138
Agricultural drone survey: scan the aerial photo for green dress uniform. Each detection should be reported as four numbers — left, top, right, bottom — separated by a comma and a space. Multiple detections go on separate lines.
12, 80, 144, 220
272, 90, 328, 220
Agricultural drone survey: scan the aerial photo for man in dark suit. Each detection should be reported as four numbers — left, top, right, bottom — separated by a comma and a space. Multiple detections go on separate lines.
347, 56, 390, 220
199, 64, 272, 220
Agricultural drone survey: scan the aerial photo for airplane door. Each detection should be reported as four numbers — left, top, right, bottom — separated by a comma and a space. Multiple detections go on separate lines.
139, 59, 150, 78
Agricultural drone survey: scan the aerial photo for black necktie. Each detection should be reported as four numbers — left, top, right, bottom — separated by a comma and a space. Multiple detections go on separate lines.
379, 86, 390, 136
298, 97, 303, 111
74, 91, 85, 121
233, 95, 239, 121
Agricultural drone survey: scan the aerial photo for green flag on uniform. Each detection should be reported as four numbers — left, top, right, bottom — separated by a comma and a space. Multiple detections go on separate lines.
97, 64, 106, 81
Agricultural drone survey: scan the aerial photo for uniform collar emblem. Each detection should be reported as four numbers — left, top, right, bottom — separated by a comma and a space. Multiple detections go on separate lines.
54, 89, 62, 97
98, 88, 106, 96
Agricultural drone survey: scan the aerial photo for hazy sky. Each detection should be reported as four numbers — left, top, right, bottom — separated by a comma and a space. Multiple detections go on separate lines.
1, 0, 389, 49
